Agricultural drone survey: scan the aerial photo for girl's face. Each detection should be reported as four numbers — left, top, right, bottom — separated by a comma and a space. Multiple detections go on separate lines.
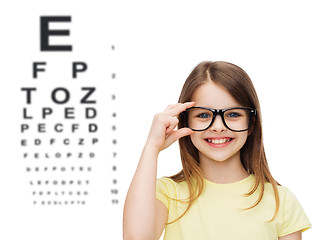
189, 81, 249, 164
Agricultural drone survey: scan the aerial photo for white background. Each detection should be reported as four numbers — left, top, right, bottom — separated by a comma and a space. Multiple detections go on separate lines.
1, 0, 314, 239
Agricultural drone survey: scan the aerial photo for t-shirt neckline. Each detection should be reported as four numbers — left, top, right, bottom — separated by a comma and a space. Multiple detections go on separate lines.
202, 174, 254, 187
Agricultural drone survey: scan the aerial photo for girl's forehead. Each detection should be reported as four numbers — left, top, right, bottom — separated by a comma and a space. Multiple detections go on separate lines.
191, 82, 241, 108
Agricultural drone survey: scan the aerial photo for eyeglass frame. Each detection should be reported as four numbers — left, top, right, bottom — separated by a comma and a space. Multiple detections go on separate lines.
181, 106, 257, 132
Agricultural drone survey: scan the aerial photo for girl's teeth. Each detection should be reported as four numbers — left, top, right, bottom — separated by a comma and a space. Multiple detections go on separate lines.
207, 138, 231, 144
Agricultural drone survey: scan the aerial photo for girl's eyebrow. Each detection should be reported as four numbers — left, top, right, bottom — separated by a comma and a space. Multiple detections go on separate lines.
196, 105, 243, 109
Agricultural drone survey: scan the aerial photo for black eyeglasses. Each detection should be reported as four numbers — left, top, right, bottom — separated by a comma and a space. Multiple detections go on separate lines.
181, 107, 256, 132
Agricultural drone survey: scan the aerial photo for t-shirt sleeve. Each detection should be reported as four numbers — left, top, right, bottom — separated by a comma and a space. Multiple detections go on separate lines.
279, 187, 312, 237
156, 177, 173, 210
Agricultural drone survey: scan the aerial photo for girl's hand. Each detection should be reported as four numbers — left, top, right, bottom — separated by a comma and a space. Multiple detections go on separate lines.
145, 102, 195, 152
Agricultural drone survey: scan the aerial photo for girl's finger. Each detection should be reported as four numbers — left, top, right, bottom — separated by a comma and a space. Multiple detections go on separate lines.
165, 117, 179, 137
164, 128, 194, 149
165, 101, 195, 117
164, 103, 183, 111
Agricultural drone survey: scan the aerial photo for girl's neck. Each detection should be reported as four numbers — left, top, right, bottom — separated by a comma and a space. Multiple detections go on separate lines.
199, 152, 249, 184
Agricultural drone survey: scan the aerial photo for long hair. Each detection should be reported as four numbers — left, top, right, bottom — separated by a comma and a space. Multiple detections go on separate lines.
166, 61, 280, 225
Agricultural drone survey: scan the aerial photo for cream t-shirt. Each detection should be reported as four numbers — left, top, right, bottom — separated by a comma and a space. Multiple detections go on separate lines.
156, 174, 311, 240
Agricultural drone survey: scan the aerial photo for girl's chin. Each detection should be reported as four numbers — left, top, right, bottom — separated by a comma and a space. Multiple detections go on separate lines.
199, 154, 232, 163
198, 150, 241, 163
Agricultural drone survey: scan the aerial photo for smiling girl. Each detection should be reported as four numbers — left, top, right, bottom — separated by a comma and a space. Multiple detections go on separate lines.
123, 61, 312, 240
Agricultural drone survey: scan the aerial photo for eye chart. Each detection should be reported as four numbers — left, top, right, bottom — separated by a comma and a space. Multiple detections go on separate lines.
1, 5, 123, 239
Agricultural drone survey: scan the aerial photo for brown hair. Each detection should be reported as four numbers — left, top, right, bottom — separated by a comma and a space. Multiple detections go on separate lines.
166, 61, 280, 225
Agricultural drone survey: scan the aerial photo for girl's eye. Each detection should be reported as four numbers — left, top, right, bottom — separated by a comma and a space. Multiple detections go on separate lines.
197, 113, 210, 118
227, 112, 241, 118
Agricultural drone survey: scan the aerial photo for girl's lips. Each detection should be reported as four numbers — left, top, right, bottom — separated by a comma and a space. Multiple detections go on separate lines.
204, 138, 234, 148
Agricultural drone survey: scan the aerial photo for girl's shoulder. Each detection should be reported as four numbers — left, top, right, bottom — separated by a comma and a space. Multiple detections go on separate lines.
266, 182, 312, 235
156, 177, 190, 210
156, 176, 190, 197
264, 180, 291, 197
156, 176, 188, 190
263, 180, 304, 209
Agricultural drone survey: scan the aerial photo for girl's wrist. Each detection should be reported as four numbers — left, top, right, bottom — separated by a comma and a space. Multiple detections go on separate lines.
143, 141, 161, 157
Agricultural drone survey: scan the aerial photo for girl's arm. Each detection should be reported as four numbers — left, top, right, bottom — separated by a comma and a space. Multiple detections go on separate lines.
123, 102, 195, 240
279, 230, 302, 240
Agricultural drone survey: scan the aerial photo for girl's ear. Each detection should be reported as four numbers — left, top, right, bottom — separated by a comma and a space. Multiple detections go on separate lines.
248, 117, 256, 136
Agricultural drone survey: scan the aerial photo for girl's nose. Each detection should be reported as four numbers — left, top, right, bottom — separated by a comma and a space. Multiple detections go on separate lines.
209, 115, 227, 132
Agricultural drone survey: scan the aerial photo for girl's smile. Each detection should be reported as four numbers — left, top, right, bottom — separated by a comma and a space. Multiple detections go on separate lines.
204, 137, 234, 148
